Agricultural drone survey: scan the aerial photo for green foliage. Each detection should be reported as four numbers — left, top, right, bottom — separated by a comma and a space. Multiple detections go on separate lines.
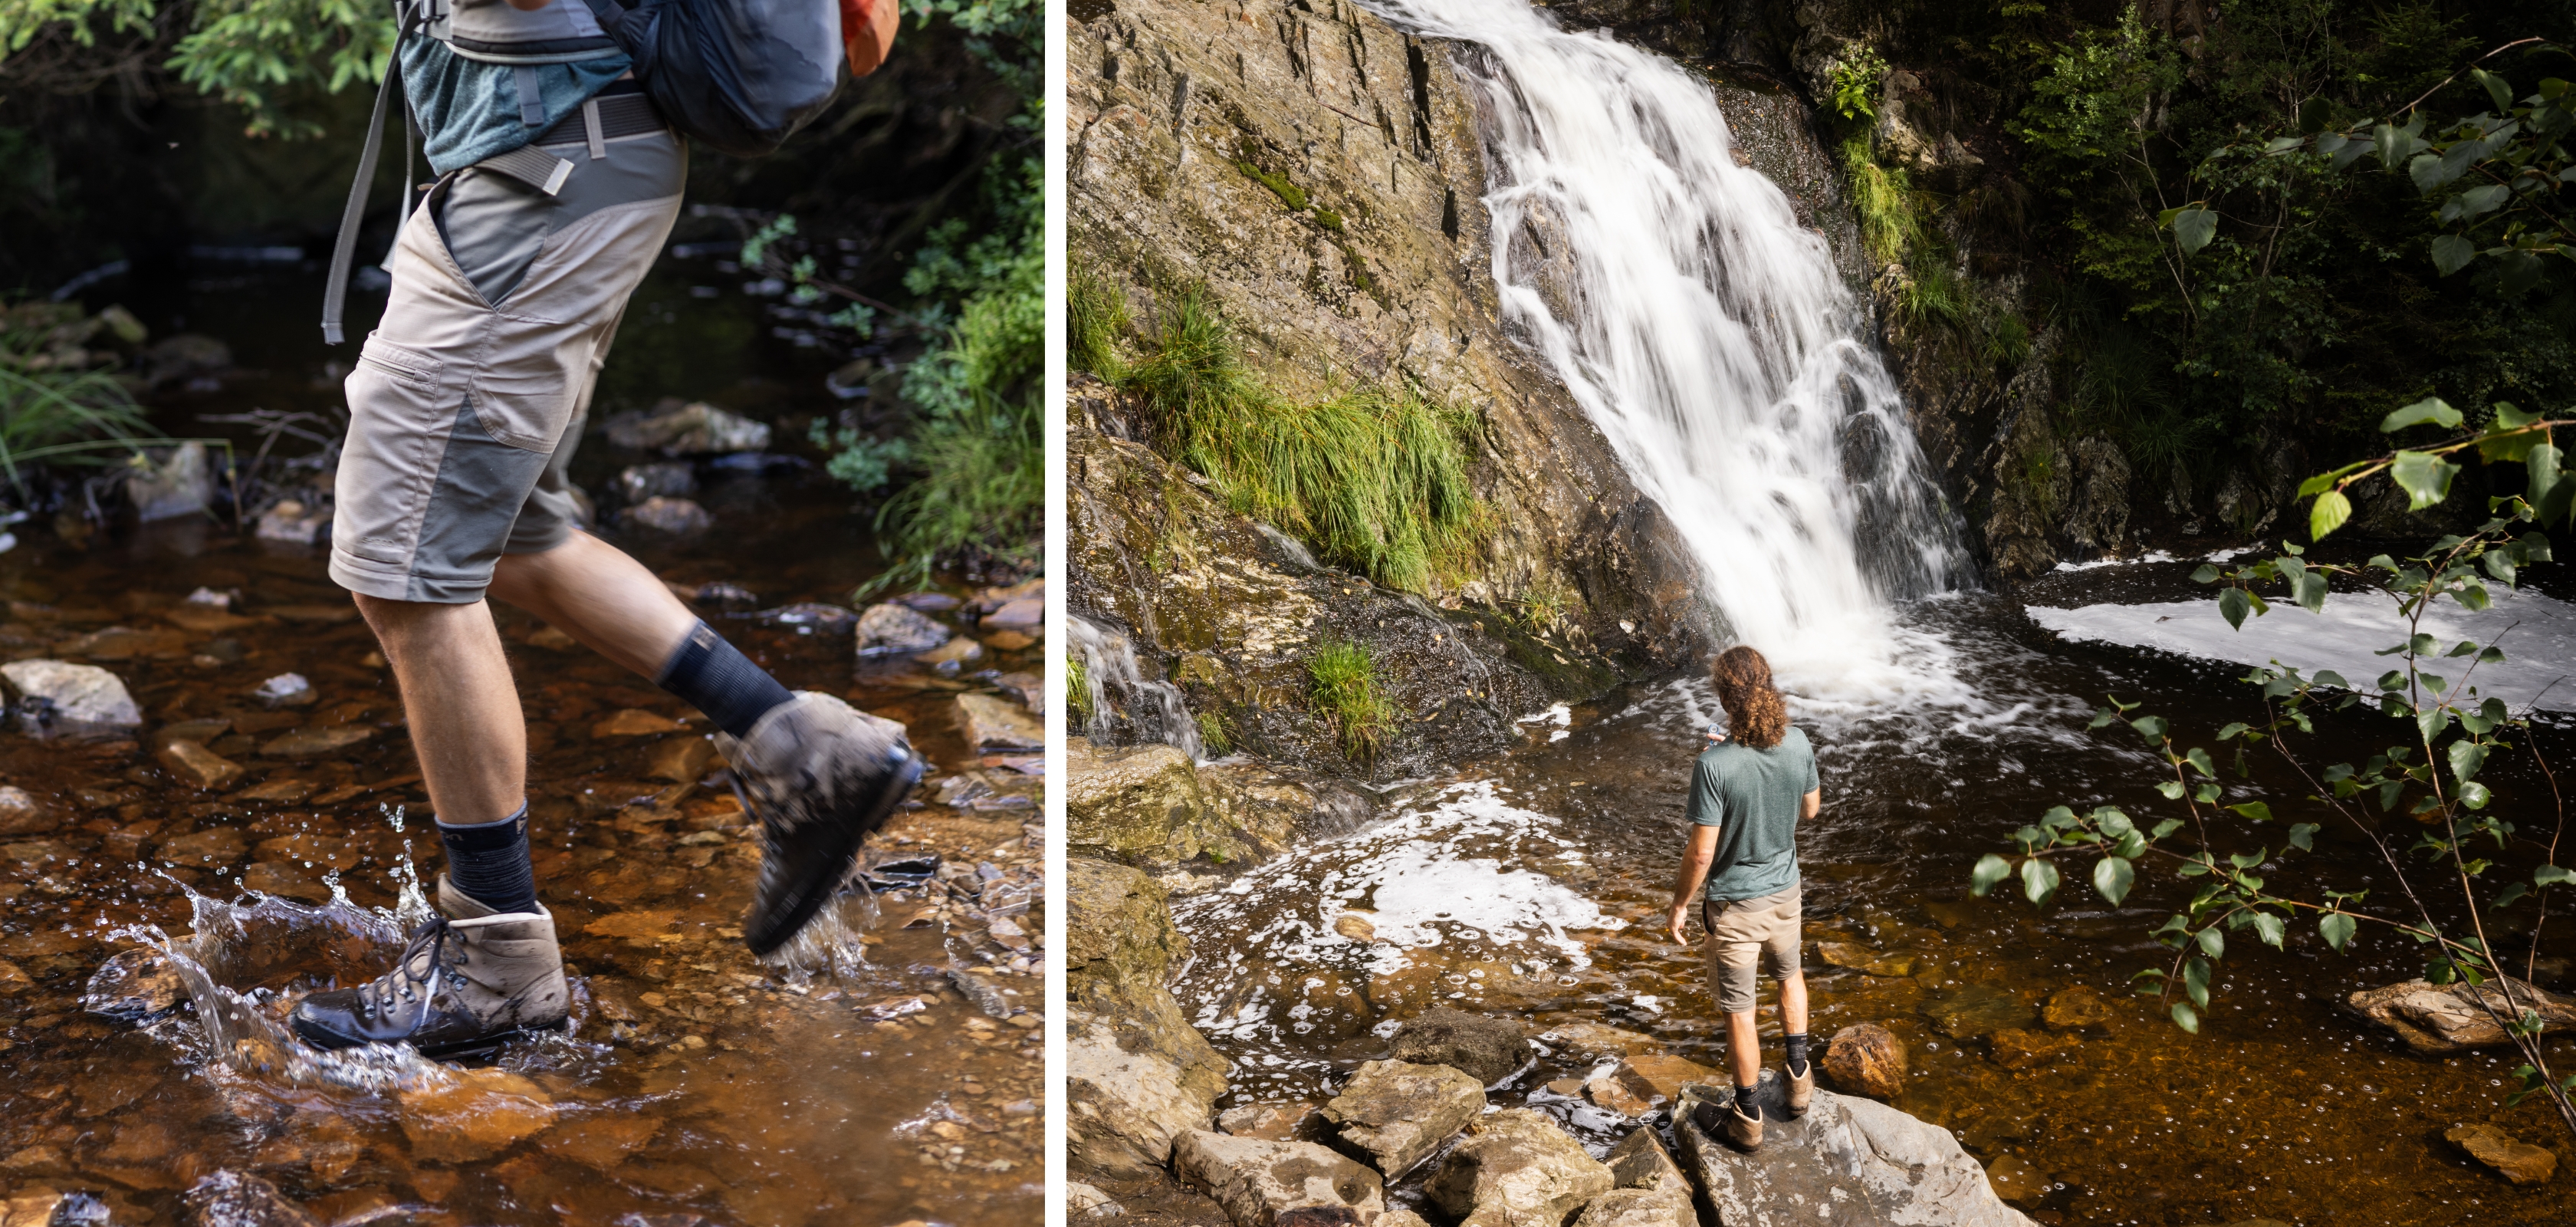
1306, 639, 1395, 760
1194, 709, 1233, 758
2, 0, 393, 137
1067, 655, 1093, 728
1974, 399, 2576, 1137
1831, 44, 1888, 121
1122, 287, 1481, 594
1068, 265, 1131, 382
0, 300, 162, 493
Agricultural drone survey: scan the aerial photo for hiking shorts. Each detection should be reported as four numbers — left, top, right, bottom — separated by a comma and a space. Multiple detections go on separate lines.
330, 120, 685, 604
1703, 883, 1802, 1014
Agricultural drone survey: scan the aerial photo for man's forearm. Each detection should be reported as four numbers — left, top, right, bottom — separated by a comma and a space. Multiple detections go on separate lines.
1671, 849, 1713, 908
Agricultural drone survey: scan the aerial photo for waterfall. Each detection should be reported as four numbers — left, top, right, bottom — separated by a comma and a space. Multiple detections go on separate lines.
1363, 0, 1973, 706
1069, 614, 1208, 760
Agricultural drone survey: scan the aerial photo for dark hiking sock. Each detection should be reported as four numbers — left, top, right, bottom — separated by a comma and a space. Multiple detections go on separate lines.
656, 620, 794, 739
1785, 1032, 1810, 1077
1733, 1084, 1760, 1117
438, 804, 537, 914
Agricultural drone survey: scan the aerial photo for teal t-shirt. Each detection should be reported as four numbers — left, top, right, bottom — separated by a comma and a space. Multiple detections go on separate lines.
1686, 725, 1819, 902
400, 35, 632, 176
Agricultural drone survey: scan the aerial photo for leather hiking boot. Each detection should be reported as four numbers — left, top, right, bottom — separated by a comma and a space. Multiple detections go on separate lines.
717, 691, 922, 956
291, 877, 567, 1056
1692, 1097, 1764, 1152
1786, 1059, 1815, 1116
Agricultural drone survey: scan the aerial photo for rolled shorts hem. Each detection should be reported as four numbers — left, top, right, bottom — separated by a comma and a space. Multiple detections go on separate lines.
330, 549, 490, 604
1704, 883, 1802, 1014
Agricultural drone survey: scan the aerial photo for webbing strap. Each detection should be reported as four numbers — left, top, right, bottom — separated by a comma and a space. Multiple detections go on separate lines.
481, 146, 576, 196
581, 97, 606, 160
321, 34, 407, 346
514, 64, 546, 127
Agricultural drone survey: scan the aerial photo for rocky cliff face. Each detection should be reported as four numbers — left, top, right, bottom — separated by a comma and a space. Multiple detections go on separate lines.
1067, 0, 1707, 684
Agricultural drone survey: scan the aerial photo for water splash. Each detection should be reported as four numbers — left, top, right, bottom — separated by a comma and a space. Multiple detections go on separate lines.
1361, 0, 1973, 706
1069, 614, 1205, 759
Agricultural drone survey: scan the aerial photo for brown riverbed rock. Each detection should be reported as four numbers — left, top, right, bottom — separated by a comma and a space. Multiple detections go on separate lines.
1983, 1153, 2047, 1206
1822, 1023, 1907, 1100
1539, 1021, 1662, 1060
1674, 1074, 2036, 1225
1171, 1130, 1385, 1226
396, 1068, 557, 1163
855, 602, 952, 656
1926, 984, 2036, 1041
1600, 1127, 1694, 1224
1217, 1101, 1320, 1141
1598, 1054, 1720, 1114
541, 1115, 662, 1171
0, 786, 54, 835
592, 709, 683, 737
241, 862, 330, 904
2344, 977, 2576, 1054
1816, 941, 1919, 977
1426, 1108, 1615, 1227
156, 739, 244, 791
1066, 857, 1230, 1178
1388, 1007, 1531, 1086
183, 1170, 324, 1227
956, 692, 1044, 752
156, 827, 247, 868
1065, 738, 1247, 865
2445, 1123, 2558, 1186
257, 725, 375, 759
1322, 1059, 1486, 1176
2042, 987, 2115, 1030
1573, 1188, 1692, 1227
1989, 1028, 2078, 1071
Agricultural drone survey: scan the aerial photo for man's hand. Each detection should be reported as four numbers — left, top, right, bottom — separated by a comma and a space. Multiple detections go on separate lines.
1667, 900, 1692, 946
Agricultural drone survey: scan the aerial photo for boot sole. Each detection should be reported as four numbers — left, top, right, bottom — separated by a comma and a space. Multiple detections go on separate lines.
744, 753, 925, 956
290, 1013, 569, 1059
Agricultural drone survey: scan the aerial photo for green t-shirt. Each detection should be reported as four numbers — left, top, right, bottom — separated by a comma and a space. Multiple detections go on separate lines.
1686, 725, 1818, 902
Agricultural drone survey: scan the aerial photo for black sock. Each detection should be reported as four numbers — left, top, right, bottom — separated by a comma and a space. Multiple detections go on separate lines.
1785, 1032, 1809, 1076
1735, 1084, 1760, 1117
656, 621, 794, 739
439, 804, 537, 914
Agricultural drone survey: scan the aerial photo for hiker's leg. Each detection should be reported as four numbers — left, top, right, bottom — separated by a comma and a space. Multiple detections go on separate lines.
488, 532, 695, 676
1779, 970, 1809, 1038
1725, 1007, 1763, 1087
352, 595, 526, 827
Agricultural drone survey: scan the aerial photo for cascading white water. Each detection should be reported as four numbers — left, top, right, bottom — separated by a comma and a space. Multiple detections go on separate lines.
1070, 614, 1207, 759
1362, 0, 1973, 706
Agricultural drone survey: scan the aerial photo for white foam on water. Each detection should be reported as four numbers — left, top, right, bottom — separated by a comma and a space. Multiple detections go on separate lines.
2029, 586, 2576, 712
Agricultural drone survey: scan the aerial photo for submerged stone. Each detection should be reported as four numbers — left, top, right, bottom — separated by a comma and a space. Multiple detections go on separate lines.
1, 660, 142, 729
257, 726, 376, 759
856, 603, 953, 655
2445, 1123, 2557, 1186
2344, 977, 2576, 1054
0, 786, 54, 835
184, 1169, 324, 1227
397, 1067, 557, 1162
627, 496, 713, 535
956, 692, 1043, 752
1924, 984, 2035, 1041
1389, 1007, 1531, 1087
84, 947, 186, 1020
1822, 1023, 1907, 1100
251, 673, 315, 709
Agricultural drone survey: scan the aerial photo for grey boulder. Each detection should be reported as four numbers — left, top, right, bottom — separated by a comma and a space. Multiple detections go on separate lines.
1170, 1129, 1385, 1227
1425, 1108, 1615, 1227
1390, 1007, 1533, 1086
1320, 1059, 1486, 1176
1673, 1072, 2036, 1226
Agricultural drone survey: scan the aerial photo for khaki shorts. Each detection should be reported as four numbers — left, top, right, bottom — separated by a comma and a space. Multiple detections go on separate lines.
330, 127, 684, 604
1703, 883, 1802, 1014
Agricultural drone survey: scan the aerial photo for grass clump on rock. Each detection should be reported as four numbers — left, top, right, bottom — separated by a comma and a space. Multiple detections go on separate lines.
1118, 285, 1479, 593
1307, 639, 1395, 760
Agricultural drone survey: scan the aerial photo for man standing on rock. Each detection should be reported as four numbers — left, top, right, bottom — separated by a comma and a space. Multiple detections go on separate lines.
291, 0, 918, 1057
1666, 645, 1819, 1150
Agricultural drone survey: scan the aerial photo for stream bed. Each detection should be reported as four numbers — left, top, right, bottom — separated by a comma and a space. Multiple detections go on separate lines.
0, 256, 1046, 1226
1165, 561, 2575, 1227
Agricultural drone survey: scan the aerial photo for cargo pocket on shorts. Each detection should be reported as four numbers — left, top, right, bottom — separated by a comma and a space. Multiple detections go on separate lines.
334, 334, 454, 568
467, 313, 584, 453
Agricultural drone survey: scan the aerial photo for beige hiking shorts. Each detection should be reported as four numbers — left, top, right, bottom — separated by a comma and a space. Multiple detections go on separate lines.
1703, 883, 1802, 1014
330, 125, 684, 604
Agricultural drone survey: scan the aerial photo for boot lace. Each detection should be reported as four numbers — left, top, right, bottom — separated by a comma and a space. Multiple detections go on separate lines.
358, 916, 461, 1019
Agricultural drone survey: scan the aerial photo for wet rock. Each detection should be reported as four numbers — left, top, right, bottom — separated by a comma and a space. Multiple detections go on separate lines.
1321, 1059, 1485, 1176
1066, 858, 1230, 1178
593, 709, 685, 737
251, 674, 315, 708
915, 636, 985, 671
12, 1190, 111, 1227
1574, 1189, 1691, 1227
682, 580, 760, 610
1332, 912, 1375, 942
242, 862, 330, 903
2041, 987, 2114, 1030
1988, 1028, 2077, 1071
397, 1067, 557, 1162
1066, 739, 1246, 867
994, 671, 1044, 713
127, 441, 215, 522
1426, 1108, 1615, 1227
542, 1115, 663, 1170
618, 462, 698, 504
2445, 1123, 2556, 1186
2, 660, 142, 729
1822, 1023, 1907, 1100
157, 739, 244, 791
1170, 1130, 1385, 1227
143, 334, 230, 387
1594, 1054, 1719, 1117
1983, 1153, 2046, 1206
1218, 1102, 1321, 1141
981, 597, 1043, 631
2343, 977, 2576, 1054
604, 400, 771, 456
1389, 1008, 1532, 1087
84, 947, 186, 1019
0, 786, 55, 835
1674, 1074, 2034, 1226
1602, 1127, 1694, 1222
627, 496, 713, 535
257, 726, 376, 758
1924, 985, 2034, 1041
1539, 1021, 1661, 1060
254, 499, 332, 544
1, 1146, 64, 1173
1066, 1182, 1122, 1219
856, 603, 953, 655
647, 736, 720, 784
1816, 941, 1917, 977
0, 960, 27, 992
157, 827, 248, 867
184, 1170, 323, 1227
955, 692, 1044, 752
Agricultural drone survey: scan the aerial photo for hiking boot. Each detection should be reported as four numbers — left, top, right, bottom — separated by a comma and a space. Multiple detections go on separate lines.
290, 876, 567, 1056
717, 691, 922, 956
1692, 1097, 1764, 1151
1786, 1059, 1815, 1116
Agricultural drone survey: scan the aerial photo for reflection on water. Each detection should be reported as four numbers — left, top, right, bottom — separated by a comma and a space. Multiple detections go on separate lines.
1169, 587, 2575, 1225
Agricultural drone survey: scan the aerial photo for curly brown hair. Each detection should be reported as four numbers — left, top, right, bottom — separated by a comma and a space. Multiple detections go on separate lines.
1712, 645, 1789, 750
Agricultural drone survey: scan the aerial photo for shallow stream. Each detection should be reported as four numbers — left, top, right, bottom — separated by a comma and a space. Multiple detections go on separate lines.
0, 255, 1045, 1226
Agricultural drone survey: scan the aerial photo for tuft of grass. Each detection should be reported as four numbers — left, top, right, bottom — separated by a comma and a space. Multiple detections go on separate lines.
1515, 571, 1576, 634
1194, 709, 1233, 757
1125, 286, 1478, 593
1070, 265, 1131, 380
1, 299, 166, 497
1839, 132, 1924, 267
1067, 654, 1093, 728
1307, 639, 1395, 760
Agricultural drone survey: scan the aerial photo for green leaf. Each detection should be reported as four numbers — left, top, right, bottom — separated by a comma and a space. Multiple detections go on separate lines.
2219, 587, 2252, 630
2170, 1001, 2200, 1033
2287, 823, 2318, 851
2191, 564, 2223, 584
2094, 856, 2135, 906
2529, 445, 2573, 529
2460, 781, 2492, 810
2382, 397, 2463, 433
2483, 551, 2518, 584
2321, 911, 2356, 952
2022, 857, 2062, 906
2295, 569, 2329, 611
2184, 956, 2213, 1007
2186, 747, 2217, 778
2133, 715, 2170, 742
2152, 818, 2186, 839
2495, 881, 2530, 908
2197, 926, 2226, 958
2216, 722, 2250, 740
2251, 912, 2286, 949
2170, 206, 2218, 255
2448, 739, 2487, 784
2473, 67, 2514, 113
2536, 864, 2574, 887
1970, 854, 2013, 897
2479, 402, 2544, 464
2390, 450, 2459, 511
2227, 801, 2274, 823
